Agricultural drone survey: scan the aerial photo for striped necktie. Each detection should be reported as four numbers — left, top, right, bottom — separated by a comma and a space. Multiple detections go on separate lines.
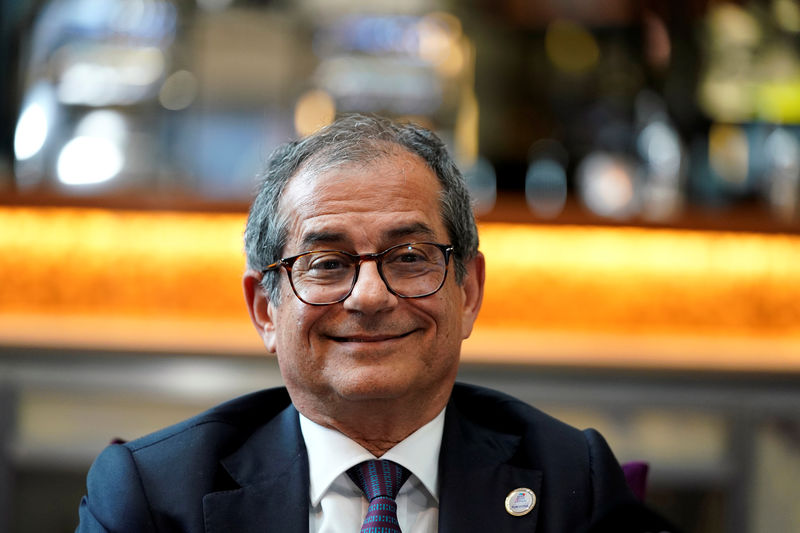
347, 459, 411, 533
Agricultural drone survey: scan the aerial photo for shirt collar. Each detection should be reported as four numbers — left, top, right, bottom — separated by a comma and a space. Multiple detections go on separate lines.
299, 408, 446, 506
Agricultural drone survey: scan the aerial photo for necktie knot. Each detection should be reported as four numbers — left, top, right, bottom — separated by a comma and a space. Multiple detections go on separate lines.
347, 459, 410, 501
347, 460, 411, 533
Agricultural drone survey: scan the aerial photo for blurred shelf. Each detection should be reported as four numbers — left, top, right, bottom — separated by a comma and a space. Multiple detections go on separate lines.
2, 189, 799, 233
480, 194, 800, 235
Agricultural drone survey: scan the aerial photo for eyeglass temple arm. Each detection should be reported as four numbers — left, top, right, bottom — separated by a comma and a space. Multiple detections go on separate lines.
262, 261, 282, 273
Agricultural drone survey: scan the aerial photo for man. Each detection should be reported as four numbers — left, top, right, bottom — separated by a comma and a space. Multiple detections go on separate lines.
76, 115, 639, 532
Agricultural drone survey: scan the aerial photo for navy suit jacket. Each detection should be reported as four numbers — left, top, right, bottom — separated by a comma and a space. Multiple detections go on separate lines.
77, 383, 634, 532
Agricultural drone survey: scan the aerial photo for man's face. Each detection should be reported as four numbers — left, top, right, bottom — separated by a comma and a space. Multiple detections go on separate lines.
248, 148, 483, 414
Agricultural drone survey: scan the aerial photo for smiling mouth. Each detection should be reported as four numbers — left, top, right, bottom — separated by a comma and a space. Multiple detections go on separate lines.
329, 330, 417, 343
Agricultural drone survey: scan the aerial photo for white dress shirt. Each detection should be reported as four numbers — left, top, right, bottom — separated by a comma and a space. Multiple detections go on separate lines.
299, 408, 445, 533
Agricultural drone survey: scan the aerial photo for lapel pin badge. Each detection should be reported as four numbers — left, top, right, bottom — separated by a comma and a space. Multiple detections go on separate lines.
505, 487, 536, 516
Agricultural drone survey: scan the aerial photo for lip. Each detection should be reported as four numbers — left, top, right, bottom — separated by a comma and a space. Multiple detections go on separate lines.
327, 330, 417, 343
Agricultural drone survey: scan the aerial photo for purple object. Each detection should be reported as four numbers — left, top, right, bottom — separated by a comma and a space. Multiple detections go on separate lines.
621, 461, 649, 501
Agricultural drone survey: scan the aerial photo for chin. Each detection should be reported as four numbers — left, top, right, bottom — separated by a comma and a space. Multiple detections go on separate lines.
335, 380, 410, 402
331, 368, 419, 402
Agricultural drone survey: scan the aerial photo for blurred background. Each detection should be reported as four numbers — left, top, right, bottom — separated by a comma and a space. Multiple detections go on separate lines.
1, 0, 799, 531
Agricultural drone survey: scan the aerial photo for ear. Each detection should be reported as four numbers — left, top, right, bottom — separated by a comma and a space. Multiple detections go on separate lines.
459, 251, 485, 340
243, 269, 278, 353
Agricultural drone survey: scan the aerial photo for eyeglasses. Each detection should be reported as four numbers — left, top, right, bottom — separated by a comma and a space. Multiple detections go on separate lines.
263, 242, 453, 306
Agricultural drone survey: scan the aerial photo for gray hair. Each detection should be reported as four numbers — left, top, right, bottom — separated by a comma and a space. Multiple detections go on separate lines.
244, 114, 479, 303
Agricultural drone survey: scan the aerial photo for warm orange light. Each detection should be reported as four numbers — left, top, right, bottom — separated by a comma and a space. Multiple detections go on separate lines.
476, 223, 800, 334
1, 207, 799, 370
0, 207, 246, 318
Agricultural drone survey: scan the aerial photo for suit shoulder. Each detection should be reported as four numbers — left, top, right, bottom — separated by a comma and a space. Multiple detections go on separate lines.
450, 382, 582, 438
79, 389, 295, 531
450, 382, 633, 522
449, 382, 621, 474
122, 386, 292, 453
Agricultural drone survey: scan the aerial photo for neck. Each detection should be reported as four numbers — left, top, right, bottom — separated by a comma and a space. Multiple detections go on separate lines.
293, 387, 450, 457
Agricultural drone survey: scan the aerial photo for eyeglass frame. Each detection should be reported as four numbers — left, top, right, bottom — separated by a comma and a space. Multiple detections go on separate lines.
262, 241, 454, 306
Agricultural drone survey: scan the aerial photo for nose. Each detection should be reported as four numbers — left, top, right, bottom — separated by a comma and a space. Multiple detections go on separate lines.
342, 259, 397, 314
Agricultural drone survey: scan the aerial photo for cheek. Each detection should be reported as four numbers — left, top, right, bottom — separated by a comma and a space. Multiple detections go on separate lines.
274, 326, 313, 382
414, 294, 462, 349
435, 287, 464, 330
274, 304, 324, 353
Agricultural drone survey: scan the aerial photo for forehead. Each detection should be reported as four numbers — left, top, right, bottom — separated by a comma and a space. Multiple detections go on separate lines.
279, 149, 447, 249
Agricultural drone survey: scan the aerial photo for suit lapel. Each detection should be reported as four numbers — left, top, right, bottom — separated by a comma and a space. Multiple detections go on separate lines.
203, 405, 309, 533
438, 399, 542, 532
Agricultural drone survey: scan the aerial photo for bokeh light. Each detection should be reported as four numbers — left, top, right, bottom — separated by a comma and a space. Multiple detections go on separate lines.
197, 0, 234, 13
57, 137, 124, 186
57, 45, 166, 106
56, 110, 128, 186
462, 156, 496, 215
764, 127, 800, 221
643, 11, 671, 70
417, 12, 465, 77
526, 159, 568, 219
545, 19, 600, 74
709, 123, 749, 186
159, 70, 199, 111
14, 104, 49, 161
772, 0, 800, 33
637, 120, 682, 181
294, 89, 336, 137
708, 3, 762, 47
577, 152, 640, 219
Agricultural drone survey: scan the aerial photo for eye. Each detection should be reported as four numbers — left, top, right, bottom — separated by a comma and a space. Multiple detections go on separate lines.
307, 253, 349, 271
385, 245, 438, 270
397, 249, 426, 262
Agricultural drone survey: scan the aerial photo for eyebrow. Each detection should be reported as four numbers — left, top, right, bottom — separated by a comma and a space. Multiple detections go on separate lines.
385, 222, 437, 242
299, 230, 346, 250
299, 222, 438, 251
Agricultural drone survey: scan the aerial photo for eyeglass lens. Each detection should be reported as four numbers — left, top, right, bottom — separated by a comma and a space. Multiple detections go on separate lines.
290, 243, 447, 304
